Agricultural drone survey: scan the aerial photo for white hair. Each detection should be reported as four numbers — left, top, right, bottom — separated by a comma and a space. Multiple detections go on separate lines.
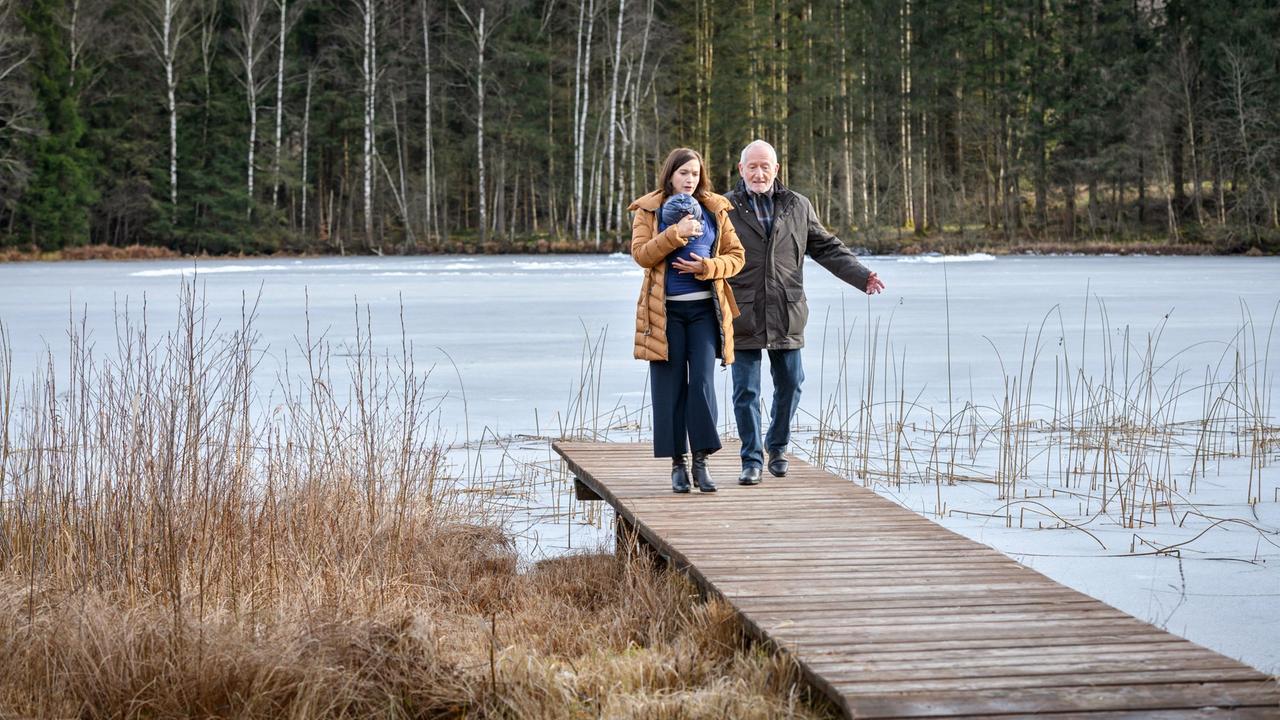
739, 139, 778, 165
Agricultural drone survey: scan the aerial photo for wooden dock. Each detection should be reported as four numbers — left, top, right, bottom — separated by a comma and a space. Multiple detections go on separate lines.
553, 440, 1280, 718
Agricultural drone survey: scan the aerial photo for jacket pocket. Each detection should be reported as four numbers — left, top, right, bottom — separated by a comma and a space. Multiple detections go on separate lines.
784, 287, 808, 336
732, 288, 759, 336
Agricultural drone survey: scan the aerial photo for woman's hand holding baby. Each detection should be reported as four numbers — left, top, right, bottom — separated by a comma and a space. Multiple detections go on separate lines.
672, 253, 707, 275
675, 214, 702, 239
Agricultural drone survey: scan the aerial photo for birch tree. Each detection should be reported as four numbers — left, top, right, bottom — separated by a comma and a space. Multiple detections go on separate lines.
140, 0, 194, 221
602, 0, 624, 241
196, 0, 219, 145
359, 0, 376, 246
421, 0, 437, 240
572, 0, 595, 239
232, 0, 273, 220
63, 0, 117, 93
624, 0, 652, 209
454, 0, 512, 244
269, 0, 300, 209
300, 65, 313, 234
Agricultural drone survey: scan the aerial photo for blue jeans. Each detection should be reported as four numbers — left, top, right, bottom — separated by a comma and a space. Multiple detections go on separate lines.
731, 348, 803, 468
650, 299, 722, 458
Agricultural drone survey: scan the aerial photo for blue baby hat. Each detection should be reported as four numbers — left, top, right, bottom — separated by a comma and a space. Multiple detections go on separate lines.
660, 193, 703, 231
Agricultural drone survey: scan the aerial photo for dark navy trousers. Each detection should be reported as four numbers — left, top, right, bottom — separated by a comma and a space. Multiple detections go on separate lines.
649, 299, 722, 459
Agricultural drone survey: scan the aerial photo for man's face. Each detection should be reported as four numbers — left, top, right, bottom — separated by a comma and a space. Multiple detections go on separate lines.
738, 146, 779, 194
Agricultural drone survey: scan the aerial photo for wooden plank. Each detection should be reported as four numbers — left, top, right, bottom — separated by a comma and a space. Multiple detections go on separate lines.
827, 668, 1267, 694
966, 710, 1280, 720
811, 654, 1259, 679
755, 608, 1135, 630
839, 682, 1280, 718
734, 592, 1099, 613
798, 642, 1228, 667
789, 632, 1191, 657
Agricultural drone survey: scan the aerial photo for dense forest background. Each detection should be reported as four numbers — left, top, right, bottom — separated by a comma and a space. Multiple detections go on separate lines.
0, 0, 1277, 256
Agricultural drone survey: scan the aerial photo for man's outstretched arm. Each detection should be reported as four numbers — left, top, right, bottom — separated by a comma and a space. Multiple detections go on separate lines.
805, 200, 882, 294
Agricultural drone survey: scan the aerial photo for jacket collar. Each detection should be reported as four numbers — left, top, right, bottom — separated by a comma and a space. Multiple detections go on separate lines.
628, 190, 731, 213
734, 177, 791, 199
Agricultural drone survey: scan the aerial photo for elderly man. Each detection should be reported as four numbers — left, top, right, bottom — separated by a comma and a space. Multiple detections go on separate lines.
725, 140, 885, 485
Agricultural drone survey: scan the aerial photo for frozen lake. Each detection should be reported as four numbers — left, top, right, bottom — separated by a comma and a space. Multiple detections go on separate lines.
1, 253, 1279, 674
3, 253, 1278, 436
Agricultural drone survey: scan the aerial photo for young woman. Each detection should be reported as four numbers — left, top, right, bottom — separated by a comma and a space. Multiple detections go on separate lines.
628, 148, 745, 493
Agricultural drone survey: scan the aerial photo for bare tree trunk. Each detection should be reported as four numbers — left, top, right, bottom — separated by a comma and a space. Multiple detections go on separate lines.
1176, 40, 1203, 224
747, 0, 760, 137
360, 0, 377, 247
775, 2, 789, 175
1157, 132, 1181, 242
627, 0, 653, 207
604, 0, 625, 241
166, 0, 182, 217
455, 2, 490, 243
863, 30, 876, 227
270, 0, 289, 209
572, 0, 596, 240
919, 111, 929, 233
899, 0, 914, 229
694, 0, 713, 157
839, 0, 854, 231
1226, 46, 1260, 231
956, 68, 966, 229
143, 0, 192, 223
476, 10, 486, 243
234, 0, 270, 221
382, 90, 414, 249
197, 0, 218, 148
421, 0, 437, 242
589, 115, 604, 244
301, 66, 312, 236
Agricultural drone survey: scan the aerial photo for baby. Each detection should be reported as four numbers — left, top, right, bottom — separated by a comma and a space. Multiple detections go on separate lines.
659, 193, 703, 237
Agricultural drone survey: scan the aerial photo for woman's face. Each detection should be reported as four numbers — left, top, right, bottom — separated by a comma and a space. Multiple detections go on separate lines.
672, 159, 701, 195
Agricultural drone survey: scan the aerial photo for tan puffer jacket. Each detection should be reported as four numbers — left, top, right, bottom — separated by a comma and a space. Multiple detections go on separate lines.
629, 190, 745, 365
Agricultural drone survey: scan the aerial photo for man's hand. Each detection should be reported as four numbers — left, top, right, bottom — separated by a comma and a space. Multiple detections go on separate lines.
672, 253, 707, 275
865, 272, 885, 295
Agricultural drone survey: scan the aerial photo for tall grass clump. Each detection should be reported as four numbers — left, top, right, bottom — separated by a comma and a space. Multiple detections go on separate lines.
0, 284, 832, 719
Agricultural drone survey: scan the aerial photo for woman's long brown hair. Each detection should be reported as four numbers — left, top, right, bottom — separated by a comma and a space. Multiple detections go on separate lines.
656, 147, 713, 201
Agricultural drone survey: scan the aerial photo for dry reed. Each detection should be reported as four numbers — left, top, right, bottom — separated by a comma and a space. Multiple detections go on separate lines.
802, 289, 1279, 549
0, 285, 832, 719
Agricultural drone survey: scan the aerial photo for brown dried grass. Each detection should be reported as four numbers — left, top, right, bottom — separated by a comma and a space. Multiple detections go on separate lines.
0, 287, 831, 719
0, 243, 184, 262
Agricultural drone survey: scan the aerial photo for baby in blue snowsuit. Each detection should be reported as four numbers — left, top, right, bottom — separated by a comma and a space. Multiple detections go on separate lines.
660, 193, 703, 236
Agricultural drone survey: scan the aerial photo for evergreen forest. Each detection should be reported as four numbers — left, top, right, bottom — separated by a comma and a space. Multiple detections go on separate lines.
0, 0, 1277, 256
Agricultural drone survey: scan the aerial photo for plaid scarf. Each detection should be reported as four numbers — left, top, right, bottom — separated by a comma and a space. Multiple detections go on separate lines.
749, 188, 775, 237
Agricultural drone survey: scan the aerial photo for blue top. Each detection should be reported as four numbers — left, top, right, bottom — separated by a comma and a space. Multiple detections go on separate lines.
659, 194, 716, 297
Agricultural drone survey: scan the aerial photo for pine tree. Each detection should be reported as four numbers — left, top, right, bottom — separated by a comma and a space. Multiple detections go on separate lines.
16, 0, 98, 249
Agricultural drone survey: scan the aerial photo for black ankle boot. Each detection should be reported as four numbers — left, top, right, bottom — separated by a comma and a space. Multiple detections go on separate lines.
691, 450, 716, 492
671, 454, 691, 493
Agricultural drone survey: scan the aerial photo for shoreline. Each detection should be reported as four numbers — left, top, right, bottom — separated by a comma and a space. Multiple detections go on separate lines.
2, 234, 1274, 264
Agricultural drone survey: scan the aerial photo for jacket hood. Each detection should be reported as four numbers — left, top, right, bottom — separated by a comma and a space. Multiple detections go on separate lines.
629, 190, 731, 213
